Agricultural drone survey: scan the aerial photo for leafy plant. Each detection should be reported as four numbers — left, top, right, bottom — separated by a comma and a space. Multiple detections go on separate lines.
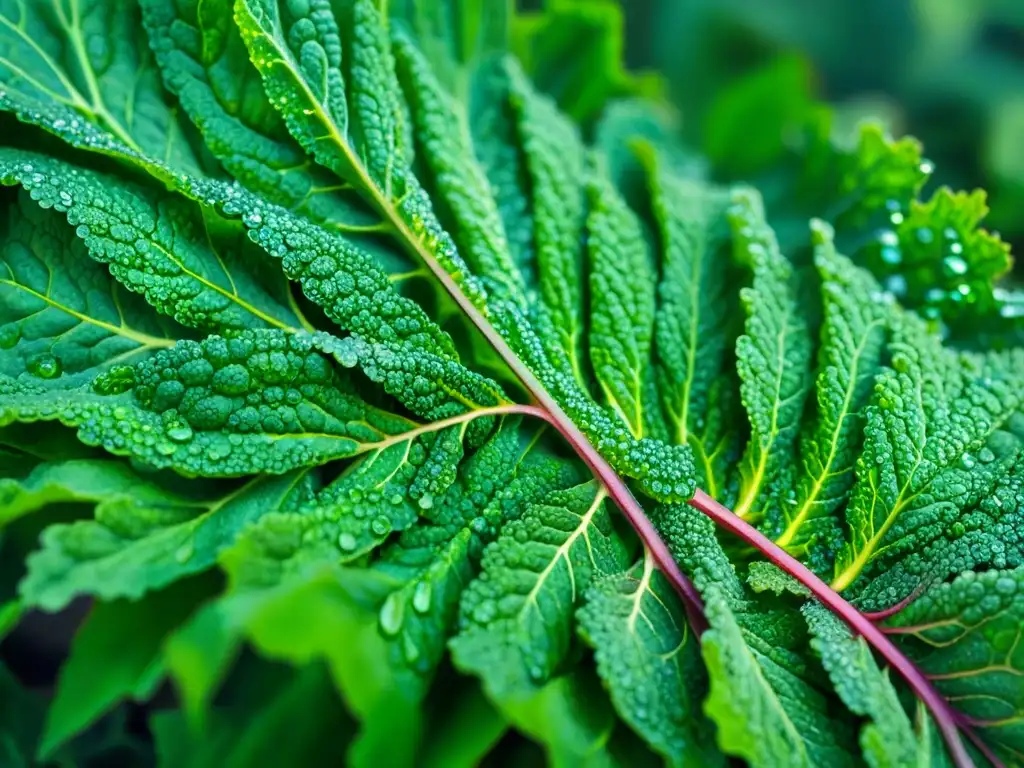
0, 1, 1022, 767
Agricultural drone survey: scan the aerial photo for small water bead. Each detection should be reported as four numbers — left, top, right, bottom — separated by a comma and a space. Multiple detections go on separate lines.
943, 255, 968, 277
166, 424, 194, 442
402, 634, 421, 665
879, 246, 903, 266
27, 353, 62, 379
370, 516, 392, 536
1000, 303, 1024, 319
337, 532, 357, 551
378, 593, 404, 636
175, 541, 195, 564
412, 581, 432, 614
884, 275, 908, 298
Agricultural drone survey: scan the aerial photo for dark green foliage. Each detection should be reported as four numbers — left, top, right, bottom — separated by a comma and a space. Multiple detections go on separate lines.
1, 1, 1022, 767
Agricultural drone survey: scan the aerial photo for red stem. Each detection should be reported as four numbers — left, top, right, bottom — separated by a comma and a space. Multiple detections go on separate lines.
861, 582, 927, 622
688, 489, 978, 768
382, 187, 982, 762
510, 405, 707, 632
391, 226, 707, 628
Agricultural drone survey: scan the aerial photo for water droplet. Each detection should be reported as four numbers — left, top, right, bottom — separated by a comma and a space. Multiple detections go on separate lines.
338, 532, 357, 551
402, 633, 420, 664
1000, 302, 1024, 319
156, 441, 177, 456
412, 581, 432, 614
914, 227, 934, 244
27, 353, 61, 379
175, 541, 194, 563
370, 516, 392, 536
167, 424, 194, 442
919, 160, 934, 175
979, 448, 996, 464
378, 593, 404, 636
418, 494, 433, 510
960, 454, 976, 470
879, 246, 902, 266
944, 255, 968, 277
884, 275, 907, 297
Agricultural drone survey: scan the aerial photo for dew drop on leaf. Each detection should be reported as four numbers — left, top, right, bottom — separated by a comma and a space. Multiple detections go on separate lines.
27, 353, 62, 379
378, 593, 404, 636
370, 516, 391, 536
167, 425, 194, 442
175, 541, 194, 564
412, 581, 432, 614
337, 532, 357, 551
402, 633, 421, 664
943, 255, 968, 277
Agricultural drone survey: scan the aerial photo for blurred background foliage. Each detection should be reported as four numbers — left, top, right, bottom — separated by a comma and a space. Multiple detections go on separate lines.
518, 0, 1024, 349
646, 0, 1024, 255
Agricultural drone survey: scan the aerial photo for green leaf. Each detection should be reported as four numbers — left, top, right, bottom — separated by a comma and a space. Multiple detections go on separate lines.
585, 156, 657, 439
0, 191, 183, 386
804, 603, 922, 768
641, 145, 734, 491
511, 0, 662, 124
857, 444, 1024, 611
504, 57, 586, 378
773, 222, 889, 566
0, 459, 191, 529
867, 187, 1014, 328
497, 666, 621, 768
0, 662, 46, 767
420, 682, 507, 768
393, 30, 526, 305
731, 189, 813, 520
369, 421, 562, 697
701, 55, 814, 176
151, 661, 351, 768
451, 481, 628, 699
832, 314, 1024, 593
747, 562, 811, 598
0, 0, 205, 175
19, 470, 309, 611
140, 0, 371, 232
182, 563, 420, 768
577, 552, 723, 767
40, 578, 210, 758
700, 583, 856, 768
656, 503, 854, 766
0, 330, 484, 478
887, 567, 1024, 765
0, 150, 301, 335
